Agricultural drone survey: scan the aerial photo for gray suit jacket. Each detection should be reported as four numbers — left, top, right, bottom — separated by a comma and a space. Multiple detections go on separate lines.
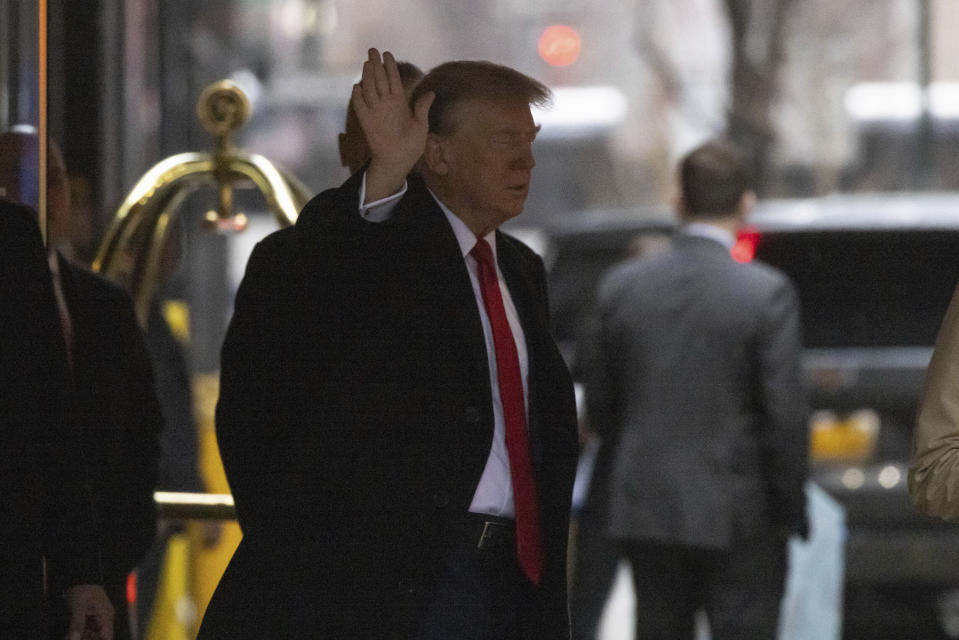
586, 231, 808, 548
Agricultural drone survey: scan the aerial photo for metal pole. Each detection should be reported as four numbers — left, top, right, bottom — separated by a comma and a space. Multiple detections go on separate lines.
916, 0, 933, 188
38, 0, 46, 242
154, 491, 236, 521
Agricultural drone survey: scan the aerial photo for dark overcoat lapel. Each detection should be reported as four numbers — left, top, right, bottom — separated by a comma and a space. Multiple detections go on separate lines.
395, 181, 492, 406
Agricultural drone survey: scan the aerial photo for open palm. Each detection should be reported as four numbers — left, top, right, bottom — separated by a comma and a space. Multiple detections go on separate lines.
352, 48, 433, 195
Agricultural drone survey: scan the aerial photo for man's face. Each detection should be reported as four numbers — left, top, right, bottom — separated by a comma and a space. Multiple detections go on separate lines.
434, 98, 539, 232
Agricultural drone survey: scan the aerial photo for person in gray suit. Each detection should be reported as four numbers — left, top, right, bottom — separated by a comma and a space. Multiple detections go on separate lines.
585, 140, 809, 639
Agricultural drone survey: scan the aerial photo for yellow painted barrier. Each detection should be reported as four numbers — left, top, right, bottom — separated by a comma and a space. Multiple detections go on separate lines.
191, 373, 242, 629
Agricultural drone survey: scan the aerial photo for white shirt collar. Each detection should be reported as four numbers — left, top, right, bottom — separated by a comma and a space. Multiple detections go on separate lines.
682, 222, 736, 250
428, 188, 497, 259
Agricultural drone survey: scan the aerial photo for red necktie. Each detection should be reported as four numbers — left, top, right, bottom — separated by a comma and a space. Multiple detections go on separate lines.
470, 238, 542, 585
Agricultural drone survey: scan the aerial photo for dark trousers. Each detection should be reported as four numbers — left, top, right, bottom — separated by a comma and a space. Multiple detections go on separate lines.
622, 536, 787, 640
569, 495, 619, 640
415, 539, 535, 640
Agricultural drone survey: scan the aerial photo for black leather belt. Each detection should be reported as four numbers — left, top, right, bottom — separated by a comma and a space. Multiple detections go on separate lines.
459, 513, 515, 551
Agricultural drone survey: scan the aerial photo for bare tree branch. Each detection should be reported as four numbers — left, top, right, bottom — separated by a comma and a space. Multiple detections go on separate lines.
725, 0, 796, 194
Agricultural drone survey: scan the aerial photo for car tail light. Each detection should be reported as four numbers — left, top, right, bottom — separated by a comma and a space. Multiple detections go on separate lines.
810, 408, 880, 462
731, 227, 760, 263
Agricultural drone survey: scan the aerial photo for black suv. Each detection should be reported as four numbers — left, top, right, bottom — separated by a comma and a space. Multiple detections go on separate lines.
516, 193, 959, 639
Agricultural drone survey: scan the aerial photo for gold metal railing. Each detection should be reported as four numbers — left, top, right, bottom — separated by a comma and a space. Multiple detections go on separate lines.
154, 491, 235, 521
89, 83, 315, 599
92, 79, 312, 324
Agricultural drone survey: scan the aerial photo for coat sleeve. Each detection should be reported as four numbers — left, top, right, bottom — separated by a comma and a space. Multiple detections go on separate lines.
215, 233, 303, 530
582, 268, 627, 442
215, 172, 364, 531
756, 277, 810, 538
910, 281, 959, 519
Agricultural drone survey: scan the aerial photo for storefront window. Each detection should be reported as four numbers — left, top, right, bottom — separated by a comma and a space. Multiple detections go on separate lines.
1, 0, 41, 221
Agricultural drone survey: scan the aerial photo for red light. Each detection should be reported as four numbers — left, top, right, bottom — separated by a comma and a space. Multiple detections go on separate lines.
127, 572, 137, 604
538, 25, 582, 67
731, 227, 760, 263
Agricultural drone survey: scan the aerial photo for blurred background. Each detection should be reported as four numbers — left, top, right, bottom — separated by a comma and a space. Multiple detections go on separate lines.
5, 1, 959, 639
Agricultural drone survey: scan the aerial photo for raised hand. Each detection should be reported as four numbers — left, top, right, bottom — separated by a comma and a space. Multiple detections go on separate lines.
352, 48, 434, 202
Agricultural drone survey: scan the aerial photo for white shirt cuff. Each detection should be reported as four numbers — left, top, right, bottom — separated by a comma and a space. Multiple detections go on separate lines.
358, 172, 407, 222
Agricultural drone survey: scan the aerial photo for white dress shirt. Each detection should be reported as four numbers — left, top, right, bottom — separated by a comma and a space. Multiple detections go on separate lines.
359, 175, 527, 518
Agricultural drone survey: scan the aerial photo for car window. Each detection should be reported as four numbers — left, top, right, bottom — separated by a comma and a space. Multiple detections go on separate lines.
754, 231, 959, 348
546, 226, 672, 367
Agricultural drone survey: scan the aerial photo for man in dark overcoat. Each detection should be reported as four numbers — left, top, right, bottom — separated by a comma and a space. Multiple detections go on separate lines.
198, 50, 579, 639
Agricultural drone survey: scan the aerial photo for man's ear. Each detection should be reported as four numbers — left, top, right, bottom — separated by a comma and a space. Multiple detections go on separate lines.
423, 134, 449, 177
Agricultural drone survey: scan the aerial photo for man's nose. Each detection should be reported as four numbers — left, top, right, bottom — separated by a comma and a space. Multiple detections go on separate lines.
515, 144, 535, 170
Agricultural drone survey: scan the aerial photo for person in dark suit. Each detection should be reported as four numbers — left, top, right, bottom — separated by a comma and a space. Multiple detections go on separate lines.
1, 128, 163, 640
0, 197, 115, 640
197, 49, 579, 640
585, 140, 809, 639
52, 251, 164, 640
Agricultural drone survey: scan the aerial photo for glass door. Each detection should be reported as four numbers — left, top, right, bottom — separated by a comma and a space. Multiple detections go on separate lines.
0, 0, 45, 234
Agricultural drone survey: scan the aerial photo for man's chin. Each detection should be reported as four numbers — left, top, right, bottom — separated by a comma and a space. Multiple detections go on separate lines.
495, 207, 525, 227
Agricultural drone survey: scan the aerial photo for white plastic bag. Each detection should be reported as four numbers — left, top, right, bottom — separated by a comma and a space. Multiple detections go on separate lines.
777, 481, 847, 640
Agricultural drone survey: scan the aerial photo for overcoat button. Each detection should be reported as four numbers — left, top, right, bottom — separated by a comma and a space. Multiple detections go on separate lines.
464, 406, 481, 423
432, 491, 450, 507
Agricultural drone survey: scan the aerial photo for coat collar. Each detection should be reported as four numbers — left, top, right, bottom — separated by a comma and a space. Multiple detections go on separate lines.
674, 230, 735, 257
681, 222, 736, 249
